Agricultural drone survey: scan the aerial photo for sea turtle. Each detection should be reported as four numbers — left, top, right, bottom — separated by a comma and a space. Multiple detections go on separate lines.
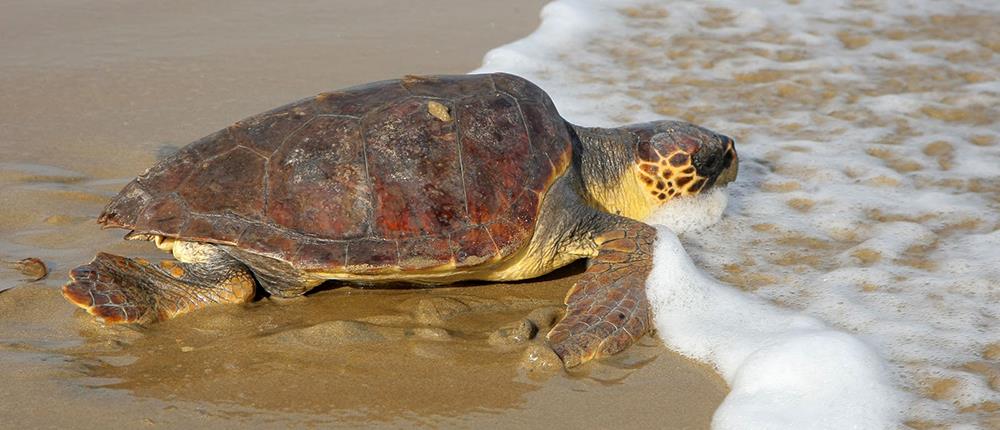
63, 73, 737, 367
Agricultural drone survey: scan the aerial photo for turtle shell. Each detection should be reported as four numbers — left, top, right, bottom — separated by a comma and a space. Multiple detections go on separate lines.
100, 73, 573, 274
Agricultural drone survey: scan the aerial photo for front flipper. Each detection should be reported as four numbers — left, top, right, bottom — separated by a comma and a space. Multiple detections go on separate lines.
62, 251, 256, 324
547, 220, 656, 367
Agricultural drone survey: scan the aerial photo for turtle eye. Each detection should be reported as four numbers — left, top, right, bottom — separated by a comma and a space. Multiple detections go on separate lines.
706, 156, 722, 172
692, 134, 732, 177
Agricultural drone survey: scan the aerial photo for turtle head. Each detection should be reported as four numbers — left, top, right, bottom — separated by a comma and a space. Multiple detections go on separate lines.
626, 120, 737, 205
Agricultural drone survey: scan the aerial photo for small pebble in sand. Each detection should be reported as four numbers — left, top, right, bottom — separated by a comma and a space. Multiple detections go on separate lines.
520, 344, 563, 372
5, 257, 48, 281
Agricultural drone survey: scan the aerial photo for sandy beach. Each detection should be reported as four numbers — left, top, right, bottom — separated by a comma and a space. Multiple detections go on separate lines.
0, 1, 727, 428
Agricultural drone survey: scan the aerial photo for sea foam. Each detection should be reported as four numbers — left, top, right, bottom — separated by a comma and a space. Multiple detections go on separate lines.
645, 191, 903, 429
476, 0, 999, 428
646, 224, 901, 429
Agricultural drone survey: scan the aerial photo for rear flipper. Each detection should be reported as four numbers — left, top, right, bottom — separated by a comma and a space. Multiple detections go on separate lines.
62, 250, 256, 324
547, 220, 656, 367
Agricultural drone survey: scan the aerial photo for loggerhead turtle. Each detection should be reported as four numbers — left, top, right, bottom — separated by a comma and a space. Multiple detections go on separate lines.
63, 73, 737, 367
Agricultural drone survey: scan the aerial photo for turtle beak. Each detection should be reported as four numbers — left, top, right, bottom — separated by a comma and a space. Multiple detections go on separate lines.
716, 138, 738, 186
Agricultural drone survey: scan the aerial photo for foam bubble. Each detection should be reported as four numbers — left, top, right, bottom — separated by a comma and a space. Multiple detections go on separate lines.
645, 188, 729, 234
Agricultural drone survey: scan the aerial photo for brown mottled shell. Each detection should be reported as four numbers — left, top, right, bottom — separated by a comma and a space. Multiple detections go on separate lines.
100, 73, 572, 273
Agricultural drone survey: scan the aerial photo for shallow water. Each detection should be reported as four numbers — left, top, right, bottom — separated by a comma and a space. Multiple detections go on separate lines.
0, 267, 724, 428
0, 1, 728, 428
478, 0, 999, 427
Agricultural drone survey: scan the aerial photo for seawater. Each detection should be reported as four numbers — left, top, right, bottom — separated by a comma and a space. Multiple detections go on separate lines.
477, 0, 1000, 428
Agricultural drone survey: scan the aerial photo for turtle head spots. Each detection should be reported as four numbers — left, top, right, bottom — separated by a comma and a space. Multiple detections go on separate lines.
669, 152, 690, 167
627, 120, 738, 206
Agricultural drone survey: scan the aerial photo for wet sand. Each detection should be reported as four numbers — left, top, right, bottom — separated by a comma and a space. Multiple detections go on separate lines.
0, 1, 727, 428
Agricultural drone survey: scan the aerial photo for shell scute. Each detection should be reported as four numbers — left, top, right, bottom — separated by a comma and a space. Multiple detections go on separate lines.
487, 221, 527, 256
236, 223, 301, 261
509, 191, 542, 226
346, 239, 399, 272
266, 116, 370, 239
140, 135, 222, 193
398, 236, 453, 271
492, 73, 548, 104
451, 225, 499, 268
294, 240, 347, 270
178, 146, 266, 220
100, 180, 149, 228
516, 100, 572, 193
180, 214, 245, 244
456, 93, 532, 225
135, 194, 190, 235
362, 97, 467, 238
231, 103, 317, 157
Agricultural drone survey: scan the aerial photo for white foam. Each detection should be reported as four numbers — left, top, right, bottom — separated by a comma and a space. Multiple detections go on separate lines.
646, 225, 902, 429
645, 190, 905, 428
646, 188, 729, 234
477, 0, 1000, 427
